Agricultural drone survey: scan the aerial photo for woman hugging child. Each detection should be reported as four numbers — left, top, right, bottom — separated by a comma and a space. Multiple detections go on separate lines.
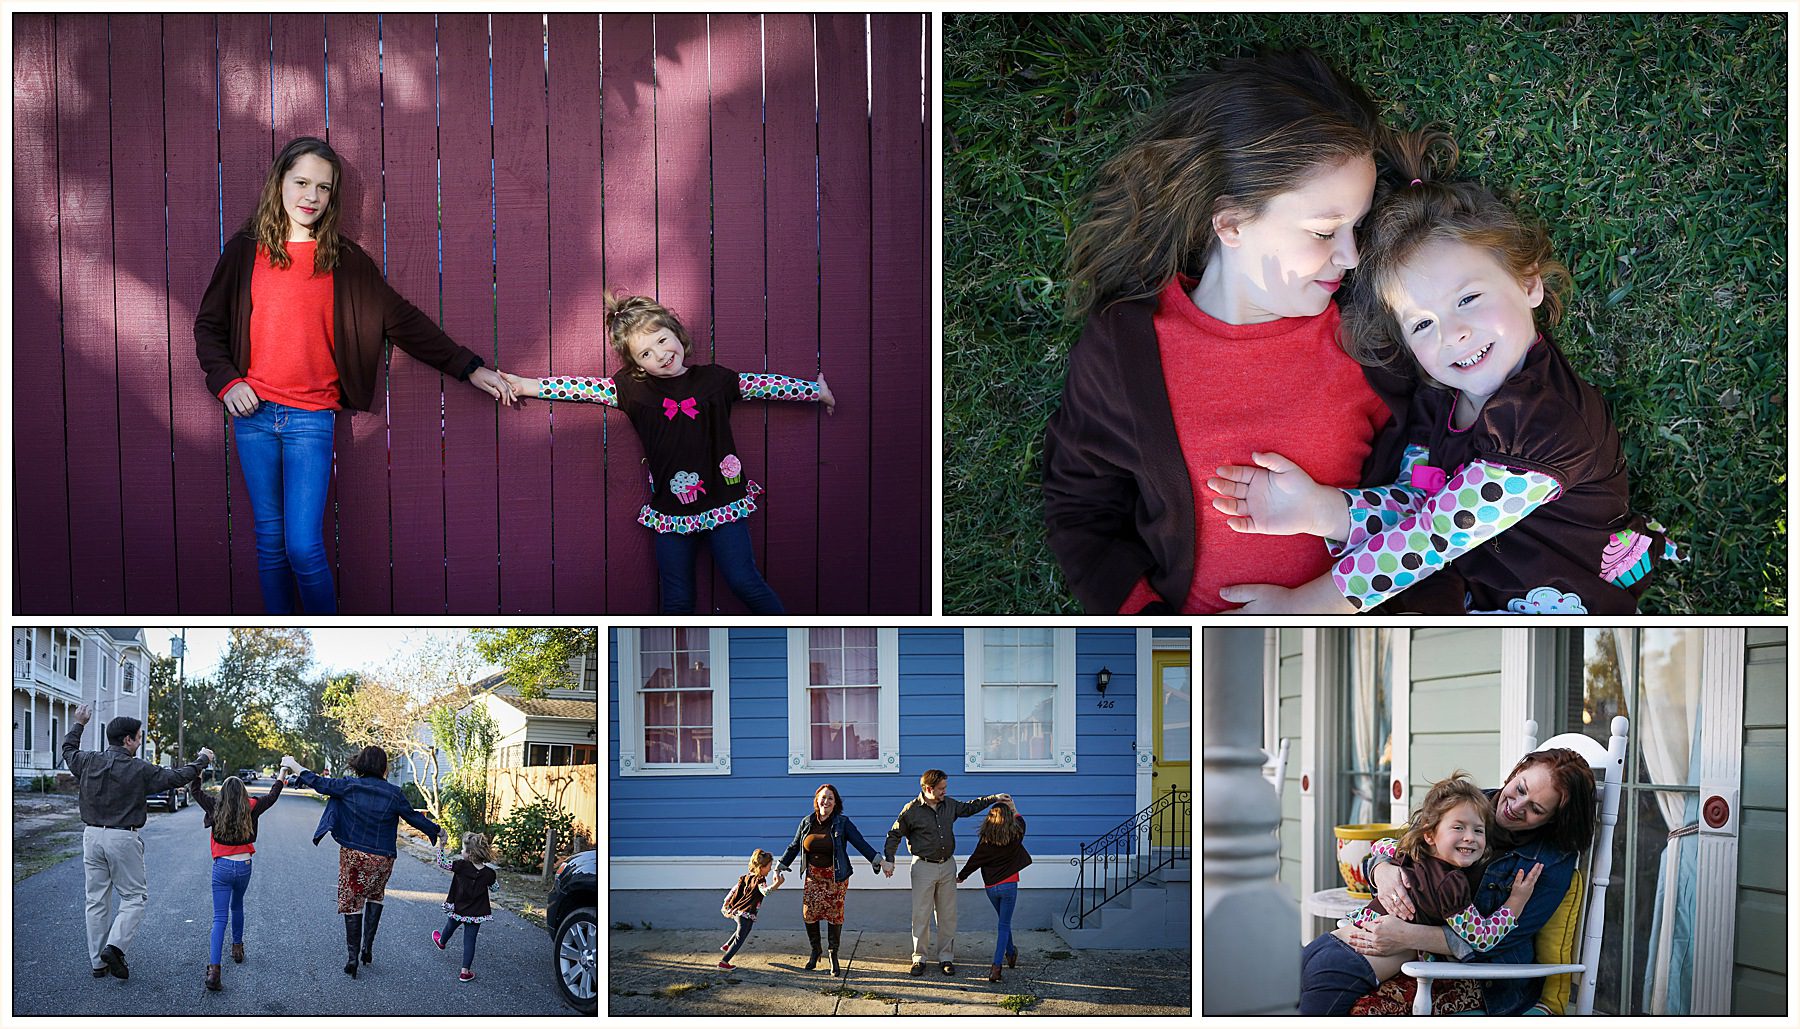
501, 291, 835, 614
1300, 772, 1540, 1015
718, 849, 786, 970
1208, 129, 1676, 613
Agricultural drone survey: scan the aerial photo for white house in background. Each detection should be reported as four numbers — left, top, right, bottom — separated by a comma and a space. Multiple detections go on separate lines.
1222, 627, 1785, 1017
14, 628, 154, 783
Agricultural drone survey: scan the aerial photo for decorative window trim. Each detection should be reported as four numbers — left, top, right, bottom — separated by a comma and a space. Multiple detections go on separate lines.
616, 628, 731, 777
963, 629, 1077, 772
786, 628, 901, 774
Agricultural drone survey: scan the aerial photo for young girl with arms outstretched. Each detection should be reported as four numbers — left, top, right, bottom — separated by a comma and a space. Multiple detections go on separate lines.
500, 291, 834, 613
717, 849, 785, 970
194, 137, 517, 614
432, 831, 499, 982
1042, 49, 1401, 614
1208, 131, 1675, 613
190, 774, 284, 991
1300, 772, 1541, 1015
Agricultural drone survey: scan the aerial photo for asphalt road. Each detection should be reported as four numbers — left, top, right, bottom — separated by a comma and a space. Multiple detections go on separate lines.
12, 785, 572, 1016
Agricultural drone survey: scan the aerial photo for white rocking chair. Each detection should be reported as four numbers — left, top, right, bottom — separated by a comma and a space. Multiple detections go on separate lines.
1401, 715, 1628, 1016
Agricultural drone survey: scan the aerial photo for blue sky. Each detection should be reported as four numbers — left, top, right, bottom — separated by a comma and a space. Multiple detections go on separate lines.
136, 627, 503, 682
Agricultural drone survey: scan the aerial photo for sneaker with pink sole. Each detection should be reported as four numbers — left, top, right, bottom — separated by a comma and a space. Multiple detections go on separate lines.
717, 960, 735, 970
432, 931, 446, 951
459, 970, 475, 982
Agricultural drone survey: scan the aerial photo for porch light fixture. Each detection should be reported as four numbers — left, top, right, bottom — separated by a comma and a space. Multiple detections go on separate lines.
1095, 667, 1112, 693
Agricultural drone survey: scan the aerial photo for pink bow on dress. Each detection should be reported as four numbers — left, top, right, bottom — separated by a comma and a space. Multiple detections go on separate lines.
1410, 464, 1448, 495
662, 397, 699, 420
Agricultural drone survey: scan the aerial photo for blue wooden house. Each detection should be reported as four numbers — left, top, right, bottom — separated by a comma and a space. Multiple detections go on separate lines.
608, 627, 1190, 948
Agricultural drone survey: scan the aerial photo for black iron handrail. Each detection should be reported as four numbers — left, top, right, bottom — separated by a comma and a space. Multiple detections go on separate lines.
1062, 783, 1190, 929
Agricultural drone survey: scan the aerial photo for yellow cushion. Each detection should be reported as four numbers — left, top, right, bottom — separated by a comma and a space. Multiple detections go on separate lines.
1534, 867, 1584, 1014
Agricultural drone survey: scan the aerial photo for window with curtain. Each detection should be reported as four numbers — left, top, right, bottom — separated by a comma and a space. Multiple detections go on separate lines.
639, 628, 716, 765
807, 628, 881, 762
1338, 629, 1396, 828
981, 628, 1057, 762
1563, 628, 1703, 1016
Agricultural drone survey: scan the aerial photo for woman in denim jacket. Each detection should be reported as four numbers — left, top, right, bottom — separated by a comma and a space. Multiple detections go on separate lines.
776, 783, 881, 976
281, 746, 441, 979
1344, 748, 1596, 1015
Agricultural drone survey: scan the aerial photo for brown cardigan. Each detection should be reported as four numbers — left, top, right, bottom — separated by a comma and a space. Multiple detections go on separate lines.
1041, 294, 1413, 613
194, 231, 485, 412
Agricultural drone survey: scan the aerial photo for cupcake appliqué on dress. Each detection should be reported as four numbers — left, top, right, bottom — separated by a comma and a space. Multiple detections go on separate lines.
670, 471, 706, 505
1599, 529, 1652, 587
720, 454, 743, 485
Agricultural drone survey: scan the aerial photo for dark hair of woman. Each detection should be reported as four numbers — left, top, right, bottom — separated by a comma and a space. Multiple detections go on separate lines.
1499, 748, 1596, 854
813, 782, 844, 822
347, 745, 388, 780
978, 802, 1024, 847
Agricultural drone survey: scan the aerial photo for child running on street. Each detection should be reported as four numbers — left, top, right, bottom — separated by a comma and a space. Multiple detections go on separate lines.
433, 832, 499, 982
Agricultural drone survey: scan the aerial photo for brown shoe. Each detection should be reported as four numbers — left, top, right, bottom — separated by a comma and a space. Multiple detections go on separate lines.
988, 964, 1002, 982
204, 964, 222, 991
231, 942, 245, 964
1007, 948, 1017, 968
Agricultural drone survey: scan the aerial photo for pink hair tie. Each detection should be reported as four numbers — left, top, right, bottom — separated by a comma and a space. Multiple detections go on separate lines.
1410, 178, 1423, 187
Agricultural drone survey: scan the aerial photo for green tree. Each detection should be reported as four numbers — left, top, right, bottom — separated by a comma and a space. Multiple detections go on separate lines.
471, 628, 598, 700
144, 654, 181, 761
429, 703, 501, 840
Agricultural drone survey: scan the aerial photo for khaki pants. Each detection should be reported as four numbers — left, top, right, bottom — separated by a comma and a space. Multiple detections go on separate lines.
82, 826, 147, 968
908, 856, 958, 963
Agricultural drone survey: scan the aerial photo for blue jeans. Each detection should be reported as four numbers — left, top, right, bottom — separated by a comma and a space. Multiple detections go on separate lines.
209, 857, 253, 965
440, 917, 481, 970
653, 519, 785, 614
986, 881, 1019, 968
1300, 932, 1379, 1015
231, 401, 337, 613
721, 914, 755, 962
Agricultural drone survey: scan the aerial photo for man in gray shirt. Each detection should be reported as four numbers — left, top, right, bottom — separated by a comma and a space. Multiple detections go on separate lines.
62, 703, 212, 980
883, 769, 1008, 976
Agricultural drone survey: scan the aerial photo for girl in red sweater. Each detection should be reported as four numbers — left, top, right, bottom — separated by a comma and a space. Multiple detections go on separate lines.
194, 137, 520, 614
956, 801, 1031, 983
1043, 49, 1397, 614
191, 774, 282, 991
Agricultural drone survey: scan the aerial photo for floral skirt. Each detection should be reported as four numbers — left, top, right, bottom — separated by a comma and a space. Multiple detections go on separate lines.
337, 847, 396, 914
801, 863, 847, 925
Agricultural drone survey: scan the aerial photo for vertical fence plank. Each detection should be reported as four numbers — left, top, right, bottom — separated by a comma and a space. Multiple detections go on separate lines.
654, 13, 717, 611
110, 13, 179, 612
547, 13, 607, 611
815, 14, 874, 613
763, 13, 824, 613
13, 13, 73, 612
709, 13, 765, 616
166, 13, 233, 614
382, 12, 449, 614
218, 13, 275, 612
326, 11, 393, 613
439, 13, 501, 613
56, 13, 125, 612
598, 13, 658, 612
493, 13, 555, 613
868, 13, 926, 614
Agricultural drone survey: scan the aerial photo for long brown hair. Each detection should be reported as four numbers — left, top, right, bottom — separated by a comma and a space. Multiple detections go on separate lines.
812, 783, 844, 823
211, 776, 255, 846
605, 290, 697, 379
1065, 48, 1384, 318
246, 136, 345, 275
1337, 127, 1572, 385
1498, 748, 1596, 854
1397, 771, 1491, 863
978, 801, 1023, 847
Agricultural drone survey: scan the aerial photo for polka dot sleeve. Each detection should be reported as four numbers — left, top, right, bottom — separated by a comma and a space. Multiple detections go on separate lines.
1329, 445, 1432, 555
1331, 459, 1563, 611
1446, 904, 1521, 952
539, 375, 618, 407
737, 372, 822, 402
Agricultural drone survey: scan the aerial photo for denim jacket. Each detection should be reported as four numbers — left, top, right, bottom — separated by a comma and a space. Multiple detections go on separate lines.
776, 813, 880, 884
300, 769, 440, 858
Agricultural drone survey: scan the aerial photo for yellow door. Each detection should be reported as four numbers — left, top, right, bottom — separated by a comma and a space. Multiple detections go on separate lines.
1152, 648, 1191, 846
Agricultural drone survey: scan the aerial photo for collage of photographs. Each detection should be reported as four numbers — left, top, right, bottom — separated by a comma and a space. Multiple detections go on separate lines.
2, 7, 1789, 1024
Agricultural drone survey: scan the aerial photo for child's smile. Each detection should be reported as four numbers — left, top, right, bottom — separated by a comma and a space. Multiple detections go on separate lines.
1390, 239, 1544, 409
1426, 799, 1488, 868
631, 328, 687, 378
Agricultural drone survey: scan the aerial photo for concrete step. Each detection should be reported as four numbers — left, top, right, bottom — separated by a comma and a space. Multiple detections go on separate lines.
1054, 881, 1190, 951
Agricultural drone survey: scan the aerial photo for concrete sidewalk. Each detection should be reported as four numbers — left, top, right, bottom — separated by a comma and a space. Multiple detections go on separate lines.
608, 925, 1191, 1015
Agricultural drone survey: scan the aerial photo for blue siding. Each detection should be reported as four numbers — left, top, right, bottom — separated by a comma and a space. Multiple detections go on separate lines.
610, 628, 1154, 862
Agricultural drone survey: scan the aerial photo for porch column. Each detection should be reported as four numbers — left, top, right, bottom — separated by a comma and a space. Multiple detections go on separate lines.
1202, 628, 1298, 1014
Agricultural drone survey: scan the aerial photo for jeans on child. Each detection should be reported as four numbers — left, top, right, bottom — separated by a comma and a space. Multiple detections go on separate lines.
722, 914, 756, 962
231, 401, 338, 614
441, 917, 481, 969
654, 519, 785, 614
985, 881, 1019, 968
209, 857, 254, 965
1299, 932, 1380, 1015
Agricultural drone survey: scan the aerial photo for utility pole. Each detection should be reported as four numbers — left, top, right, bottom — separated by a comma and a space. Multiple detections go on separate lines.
172, 630, 187, 764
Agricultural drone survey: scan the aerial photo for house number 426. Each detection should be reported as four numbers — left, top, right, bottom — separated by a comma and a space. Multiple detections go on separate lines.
1095, 699, 1116, 709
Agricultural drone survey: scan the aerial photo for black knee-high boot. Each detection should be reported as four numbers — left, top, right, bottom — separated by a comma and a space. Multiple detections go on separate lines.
343, 914, 362, 978
828, 923, 843, 977
803, 921, 822, 970
360, 901, 383, 965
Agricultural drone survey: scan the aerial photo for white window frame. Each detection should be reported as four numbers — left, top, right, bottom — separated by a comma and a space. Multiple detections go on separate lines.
122, 662, 137, 695
786, 628, 900, 774
963, 628, 1078, 773
616, 628, 731, 777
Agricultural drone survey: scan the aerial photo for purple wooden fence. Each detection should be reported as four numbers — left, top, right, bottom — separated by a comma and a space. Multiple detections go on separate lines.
12, 13, 927, 614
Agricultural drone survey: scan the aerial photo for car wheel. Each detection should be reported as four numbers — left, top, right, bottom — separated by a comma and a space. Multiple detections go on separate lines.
552, 905, 597, 1014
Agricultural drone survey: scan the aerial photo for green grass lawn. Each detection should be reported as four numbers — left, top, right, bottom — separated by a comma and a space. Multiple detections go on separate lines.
943, 13, 1785, 614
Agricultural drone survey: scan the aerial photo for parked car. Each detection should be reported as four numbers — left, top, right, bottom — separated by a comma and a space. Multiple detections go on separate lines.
147, 781, 189, 812
235, 767, 258, 785
546, 849, 596, 1014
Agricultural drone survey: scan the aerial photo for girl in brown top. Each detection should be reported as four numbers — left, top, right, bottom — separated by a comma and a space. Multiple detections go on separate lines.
957, 801, 1032, 982
431, 832, 499, 982
191, 774, 283, 991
